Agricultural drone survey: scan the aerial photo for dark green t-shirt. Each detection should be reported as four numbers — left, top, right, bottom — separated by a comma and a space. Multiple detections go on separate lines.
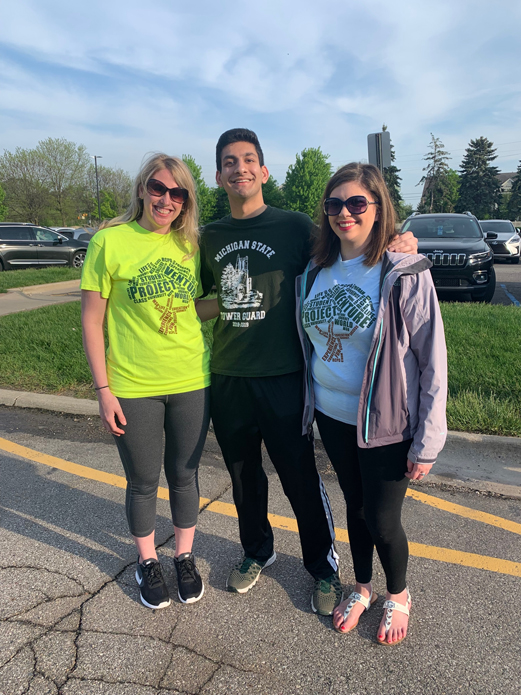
200, 206, 313, 377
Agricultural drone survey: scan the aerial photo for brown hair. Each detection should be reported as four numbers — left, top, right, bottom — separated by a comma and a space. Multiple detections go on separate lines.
101, 153, 200, 260
312, 162, 396, 268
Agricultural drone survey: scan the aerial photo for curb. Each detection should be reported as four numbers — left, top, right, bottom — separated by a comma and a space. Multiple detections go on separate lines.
0, 388, 98, 416
1, 388, 520, 498
5, 279, 81, 295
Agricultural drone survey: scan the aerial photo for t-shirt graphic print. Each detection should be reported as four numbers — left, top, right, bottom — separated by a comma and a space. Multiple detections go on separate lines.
302, 255, 381, 425
302, 283, 376, 362
126, 258, 198, 335
220, 254, 263, 310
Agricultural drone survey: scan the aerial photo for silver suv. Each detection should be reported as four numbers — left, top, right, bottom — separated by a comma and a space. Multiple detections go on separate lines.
0, 223, 88, 271
479, 220, 520, 264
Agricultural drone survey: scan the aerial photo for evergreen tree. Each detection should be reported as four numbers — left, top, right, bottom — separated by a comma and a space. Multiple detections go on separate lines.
507, 161, 521, 221
262, 175, 286, 209
381, 124, 405, 219
182, 154, 216, 226
284, 147, 332, 220
455, 137, 501, 218
417, 134, 452, 213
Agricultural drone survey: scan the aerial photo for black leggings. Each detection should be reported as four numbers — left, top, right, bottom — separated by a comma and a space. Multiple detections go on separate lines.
315, 410, 411, 594
114, 388, 210, 537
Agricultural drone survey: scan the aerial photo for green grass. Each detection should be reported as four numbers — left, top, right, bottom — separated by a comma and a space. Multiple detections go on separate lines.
440, 302, 521, 436
0, 267, 82, 293
0, 302, 93, 397
0, 301, 519, 436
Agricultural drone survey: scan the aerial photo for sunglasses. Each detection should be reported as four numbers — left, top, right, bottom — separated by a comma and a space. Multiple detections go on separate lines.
146, 178, 188, 204
324, 196, 378, 216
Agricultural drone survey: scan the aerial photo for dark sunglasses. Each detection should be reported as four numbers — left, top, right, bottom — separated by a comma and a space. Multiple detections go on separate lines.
146, 178, 188, 204
324, 195, 378, 216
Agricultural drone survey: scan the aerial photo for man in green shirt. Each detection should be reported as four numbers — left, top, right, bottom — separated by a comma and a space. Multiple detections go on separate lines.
200, 128, 417, 615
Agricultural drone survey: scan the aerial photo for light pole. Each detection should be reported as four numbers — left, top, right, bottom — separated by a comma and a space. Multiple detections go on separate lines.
91, 155, 102, 226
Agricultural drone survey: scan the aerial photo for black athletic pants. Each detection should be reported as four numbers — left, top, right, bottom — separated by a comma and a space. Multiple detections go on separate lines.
315, 410, 411, 594
211, 371, 338, 580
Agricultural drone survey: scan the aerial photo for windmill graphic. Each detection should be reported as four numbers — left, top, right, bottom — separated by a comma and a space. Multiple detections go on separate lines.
153, 297, 189, 335
315, 322, 357, 362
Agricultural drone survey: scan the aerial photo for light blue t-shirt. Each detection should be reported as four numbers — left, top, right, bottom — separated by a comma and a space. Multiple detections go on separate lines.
302, 255, 381, 425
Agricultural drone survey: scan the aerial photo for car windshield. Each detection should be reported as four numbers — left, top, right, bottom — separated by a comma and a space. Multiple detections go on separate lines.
403, 217, 482, 239
479, 221, 514, 233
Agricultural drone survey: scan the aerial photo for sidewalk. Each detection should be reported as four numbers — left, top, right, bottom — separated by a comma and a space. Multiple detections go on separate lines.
1, 387, 520, 498
0, 279, 81, 316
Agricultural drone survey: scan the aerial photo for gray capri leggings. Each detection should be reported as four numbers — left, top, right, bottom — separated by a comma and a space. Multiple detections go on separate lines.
114, 387, 210, 537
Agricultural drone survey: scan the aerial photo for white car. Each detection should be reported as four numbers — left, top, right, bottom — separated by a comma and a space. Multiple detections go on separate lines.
480, 220, 521, 264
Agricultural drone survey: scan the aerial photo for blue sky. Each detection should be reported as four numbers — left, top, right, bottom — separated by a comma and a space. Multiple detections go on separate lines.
1, 0, 520, 208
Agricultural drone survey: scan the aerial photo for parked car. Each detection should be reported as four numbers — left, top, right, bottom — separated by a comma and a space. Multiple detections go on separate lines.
401, 212, 496, 302
0, 223, 88, 271
50, 227, 95, 243
479, 220, 520, 264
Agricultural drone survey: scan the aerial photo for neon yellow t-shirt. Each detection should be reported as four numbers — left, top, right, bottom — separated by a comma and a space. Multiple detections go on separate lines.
80, 221, 211, 398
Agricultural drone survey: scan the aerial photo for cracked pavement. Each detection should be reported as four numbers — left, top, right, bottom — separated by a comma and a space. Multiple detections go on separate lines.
1, 406, 521, 694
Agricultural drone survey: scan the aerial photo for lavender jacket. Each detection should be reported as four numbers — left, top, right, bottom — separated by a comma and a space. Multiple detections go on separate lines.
296, 252, 448, 465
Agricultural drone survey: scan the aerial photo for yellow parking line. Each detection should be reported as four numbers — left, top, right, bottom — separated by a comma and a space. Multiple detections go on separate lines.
1, 436, 520, 578
406, 488, 521, 535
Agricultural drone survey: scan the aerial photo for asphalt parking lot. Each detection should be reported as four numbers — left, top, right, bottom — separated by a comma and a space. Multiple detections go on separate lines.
1, 406, 520, 695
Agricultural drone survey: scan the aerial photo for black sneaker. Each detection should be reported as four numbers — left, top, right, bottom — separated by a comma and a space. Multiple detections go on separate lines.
135, 558, 171, 610
174, 552, 204, 604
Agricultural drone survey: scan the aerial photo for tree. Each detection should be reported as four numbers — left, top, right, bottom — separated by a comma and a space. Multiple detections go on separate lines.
213, 186, 231, 220
36, 138, 90, 225
262, 175, 286, 209
507, 161, 521, 221
0, 147, 51, 223
0, 184, 7, 221
456, 137, 501, 218
284, 147, 332, 220
182, 154, 216, 226
381, 124, 405, 218
417, 134, 452, 214
82, 164, 133, 223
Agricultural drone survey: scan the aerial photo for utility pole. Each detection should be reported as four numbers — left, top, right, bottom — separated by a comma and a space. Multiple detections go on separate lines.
91, 155, 102, 225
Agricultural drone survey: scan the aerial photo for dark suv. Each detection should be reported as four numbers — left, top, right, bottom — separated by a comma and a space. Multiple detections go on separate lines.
401, 212, 496, 302
0, 223, 88, 271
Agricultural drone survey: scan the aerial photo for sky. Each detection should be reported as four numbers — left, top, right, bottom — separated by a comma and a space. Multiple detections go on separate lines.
1, 0, 520, 208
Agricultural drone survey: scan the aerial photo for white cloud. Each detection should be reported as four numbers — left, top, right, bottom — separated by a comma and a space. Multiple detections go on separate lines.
1, 0, 521, 201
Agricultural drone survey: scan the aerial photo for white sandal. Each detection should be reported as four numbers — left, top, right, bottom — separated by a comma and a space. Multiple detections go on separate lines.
377, 588, 411, 646
334, 589, 378, 634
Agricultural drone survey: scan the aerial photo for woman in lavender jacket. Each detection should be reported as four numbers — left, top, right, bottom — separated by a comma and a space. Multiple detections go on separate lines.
296, 163, 447, 645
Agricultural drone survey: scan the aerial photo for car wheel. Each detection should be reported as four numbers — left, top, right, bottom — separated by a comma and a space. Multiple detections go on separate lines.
471, 268, 496, 303
511, 256, 520, 265
71, 251, 86, 268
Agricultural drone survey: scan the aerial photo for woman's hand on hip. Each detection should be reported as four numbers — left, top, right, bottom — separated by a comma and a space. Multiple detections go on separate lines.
97, 389, 127, 436
405, 459, 433, 481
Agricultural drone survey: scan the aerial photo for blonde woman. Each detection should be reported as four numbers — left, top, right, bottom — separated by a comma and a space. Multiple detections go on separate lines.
81, 154, 216, 609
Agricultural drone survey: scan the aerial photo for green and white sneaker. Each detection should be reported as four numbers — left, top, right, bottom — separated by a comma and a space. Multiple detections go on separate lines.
311, 571, 344, 616
226, 552, 277, 594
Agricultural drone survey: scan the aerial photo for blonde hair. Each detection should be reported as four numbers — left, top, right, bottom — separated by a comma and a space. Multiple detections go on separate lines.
101, 153, 200, 259
313, 162, 396, 268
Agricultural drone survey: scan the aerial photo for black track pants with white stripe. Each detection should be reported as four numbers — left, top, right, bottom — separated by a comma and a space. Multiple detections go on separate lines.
211, 370, 338, 580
